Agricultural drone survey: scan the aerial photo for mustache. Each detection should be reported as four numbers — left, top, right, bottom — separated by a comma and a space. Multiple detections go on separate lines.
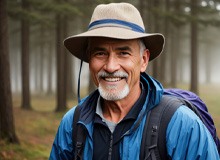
97, 71, 128, 78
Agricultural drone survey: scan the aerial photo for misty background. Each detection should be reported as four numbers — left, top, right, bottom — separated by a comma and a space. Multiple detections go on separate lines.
9, 24, 220, 92
8, 0, 220, 98
1, 0, 220, 157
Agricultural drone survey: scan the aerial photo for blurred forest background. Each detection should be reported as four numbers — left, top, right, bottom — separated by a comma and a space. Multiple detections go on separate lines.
1, 0, 220, 159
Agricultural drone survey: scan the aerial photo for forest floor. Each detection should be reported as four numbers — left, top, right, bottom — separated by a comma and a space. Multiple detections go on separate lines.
0, 84, 220, 159
0, 96, 76, 160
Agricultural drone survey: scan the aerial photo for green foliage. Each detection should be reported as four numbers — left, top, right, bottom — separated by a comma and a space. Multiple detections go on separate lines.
7, 0, 220, 28
34, 1, 82, 16
7, 0, 82, 25
152, 0, 220, 28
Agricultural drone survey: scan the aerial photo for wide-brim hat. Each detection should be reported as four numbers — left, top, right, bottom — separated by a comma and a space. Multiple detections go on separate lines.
64, 3, 165, 63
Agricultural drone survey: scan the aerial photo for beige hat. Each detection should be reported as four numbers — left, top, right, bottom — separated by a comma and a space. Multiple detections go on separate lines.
64, 3, 165, 63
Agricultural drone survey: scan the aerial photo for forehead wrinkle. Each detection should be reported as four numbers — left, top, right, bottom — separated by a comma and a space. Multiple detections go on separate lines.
87, 37, 139, 54
90, 45, 133, 55
115, 46, 132, 52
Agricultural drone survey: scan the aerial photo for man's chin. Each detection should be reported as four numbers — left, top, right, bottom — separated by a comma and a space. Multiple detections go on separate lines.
98, 85, 129, 101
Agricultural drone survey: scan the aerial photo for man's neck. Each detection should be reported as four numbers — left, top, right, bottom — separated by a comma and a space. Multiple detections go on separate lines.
101, 86, 142, 123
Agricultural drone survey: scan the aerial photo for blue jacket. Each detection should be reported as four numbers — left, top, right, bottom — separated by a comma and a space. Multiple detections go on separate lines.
49, 73, 219, 160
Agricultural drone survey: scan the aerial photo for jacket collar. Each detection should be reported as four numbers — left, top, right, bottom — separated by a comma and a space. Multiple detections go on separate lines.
78, 73, 163, 130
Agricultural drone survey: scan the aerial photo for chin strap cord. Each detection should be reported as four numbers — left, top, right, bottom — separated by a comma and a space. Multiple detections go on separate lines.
77, 60, 83, 103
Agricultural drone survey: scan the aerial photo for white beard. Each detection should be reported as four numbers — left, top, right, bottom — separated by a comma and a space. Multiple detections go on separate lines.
98, 83, 129, 101
97, 71, 129, 101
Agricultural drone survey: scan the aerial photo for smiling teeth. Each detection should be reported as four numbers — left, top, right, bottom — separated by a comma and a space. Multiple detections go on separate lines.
105, 77, 121, 82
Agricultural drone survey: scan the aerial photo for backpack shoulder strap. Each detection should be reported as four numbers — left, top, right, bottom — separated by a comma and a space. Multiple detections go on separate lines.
72, 106, 80, 145
140, 95, 183, 160
72, 106, 87, 160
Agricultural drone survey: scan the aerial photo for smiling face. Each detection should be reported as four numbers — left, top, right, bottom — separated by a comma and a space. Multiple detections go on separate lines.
88, 37, 149, 101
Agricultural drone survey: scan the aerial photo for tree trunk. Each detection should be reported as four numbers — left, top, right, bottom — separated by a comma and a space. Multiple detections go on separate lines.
63, 17, 69, 102
66, 55, 75, 99
55, 13, 67, 112
0, 0, 19, 143
35, 46, 40, 93
160, 0, 170, 85
170, 0, 182, 87
47, 41, 53, 95
139, 0, 145, 19
190, 0, 199, 94
21, 0, 31, 109
39, 25, 45, 93
205, 44, 211, 83
152, 0, 160, 80
170, 25, 177, 87
146, 0, 153, 32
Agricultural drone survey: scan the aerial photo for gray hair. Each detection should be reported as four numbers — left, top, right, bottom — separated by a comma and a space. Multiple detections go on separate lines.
138, 39, 146, 56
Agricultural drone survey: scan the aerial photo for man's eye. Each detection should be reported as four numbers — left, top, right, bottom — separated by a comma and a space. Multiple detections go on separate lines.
120, 52, 130, 55
93, 52, 106, 56
98, 52, 105, 55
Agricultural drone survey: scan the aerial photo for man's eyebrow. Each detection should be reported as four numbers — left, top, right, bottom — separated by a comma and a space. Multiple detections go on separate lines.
89, 46, 132, 53
90, 47, 106, 53
115, 46, 132, 52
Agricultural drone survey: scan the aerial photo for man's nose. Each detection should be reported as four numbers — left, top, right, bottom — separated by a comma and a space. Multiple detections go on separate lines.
103, 54, 120, 73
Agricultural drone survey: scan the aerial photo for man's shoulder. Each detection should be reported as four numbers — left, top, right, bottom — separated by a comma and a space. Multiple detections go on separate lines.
167, 105, 207, 137
60, 107, 77, 125
168, 105, 203, 128
166, 106, 220, 159
174, 105, 201, 121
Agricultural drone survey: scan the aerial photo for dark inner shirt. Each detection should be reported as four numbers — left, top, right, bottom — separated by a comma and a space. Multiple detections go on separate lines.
93, 84, 147, 160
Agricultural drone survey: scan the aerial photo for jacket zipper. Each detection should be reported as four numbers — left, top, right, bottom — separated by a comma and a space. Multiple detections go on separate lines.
108, 134, 113, 160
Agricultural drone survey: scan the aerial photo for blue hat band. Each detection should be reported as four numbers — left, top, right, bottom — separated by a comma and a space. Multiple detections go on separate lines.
88, 19, 145, 33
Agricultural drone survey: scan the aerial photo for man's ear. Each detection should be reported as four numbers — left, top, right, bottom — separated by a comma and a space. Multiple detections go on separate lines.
140, 49, 150, 72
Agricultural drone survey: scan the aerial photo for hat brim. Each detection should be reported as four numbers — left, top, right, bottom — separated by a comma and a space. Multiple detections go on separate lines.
64, 27, 165, 63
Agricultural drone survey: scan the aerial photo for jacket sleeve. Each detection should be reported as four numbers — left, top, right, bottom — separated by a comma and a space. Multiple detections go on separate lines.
49, 107, 76, 160
166, 105, 220, 160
